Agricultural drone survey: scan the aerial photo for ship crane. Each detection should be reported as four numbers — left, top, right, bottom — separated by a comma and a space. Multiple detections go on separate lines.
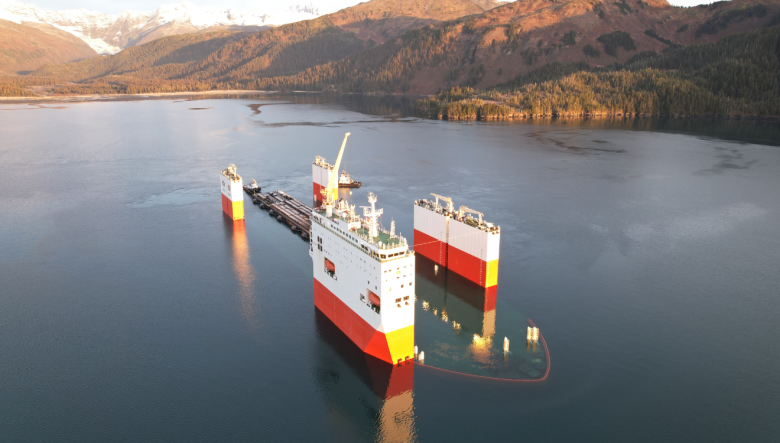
430, 193, 454, 212
321, 132, 351, 215
458, 205, 483, 224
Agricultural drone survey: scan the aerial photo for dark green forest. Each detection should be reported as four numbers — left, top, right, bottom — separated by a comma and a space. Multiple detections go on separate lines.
415, 26, 780, 119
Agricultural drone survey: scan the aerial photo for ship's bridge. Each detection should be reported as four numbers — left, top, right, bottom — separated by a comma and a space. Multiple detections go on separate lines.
313, 203, 412, 262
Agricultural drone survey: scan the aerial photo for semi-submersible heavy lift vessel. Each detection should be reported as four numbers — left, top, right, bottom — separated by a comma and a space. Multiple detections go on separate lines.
310, 133, 415, 365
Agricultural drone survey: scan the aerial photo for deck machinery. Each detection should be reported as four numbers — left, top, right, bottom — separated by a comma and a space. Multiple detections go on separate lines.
310, 134, 415, 365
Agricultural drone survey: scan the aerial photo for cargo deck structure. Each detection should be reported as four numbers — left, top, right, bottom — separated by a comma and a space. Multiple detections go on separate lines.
413, 195, 500, 288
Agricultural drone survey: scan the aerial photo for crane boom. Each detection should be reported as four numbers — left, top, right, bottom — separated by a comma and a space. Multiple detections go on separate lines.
324, 132, 351, 203
430, 193, 454, 212
458, 205, 483, 224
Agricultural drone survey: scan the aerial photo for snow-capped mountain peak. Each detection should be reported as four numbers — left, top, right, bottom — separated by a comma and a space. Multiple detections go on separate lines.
147, 2, 264, 27
0, 0, 343, 55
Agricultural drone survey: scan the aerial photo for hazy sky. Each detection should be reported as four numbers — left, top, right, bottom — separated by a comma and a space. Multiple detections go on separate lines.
20, 0, 722, 15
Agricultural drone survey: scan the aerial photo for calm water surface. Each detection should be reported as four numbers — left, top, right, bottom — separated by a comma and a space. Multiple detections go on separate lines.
1, 95, 779, 442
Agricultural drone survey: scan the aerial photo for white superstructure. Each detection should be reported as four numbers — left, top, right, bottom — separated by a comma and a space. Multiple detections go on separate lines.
414, 194, 500, 287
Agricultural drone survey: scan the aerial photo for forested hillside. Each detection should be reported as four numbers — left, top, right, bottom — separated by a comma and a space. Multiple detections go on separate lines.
326, 0, 504, 42
2, 0, 780, 120
416, 25, 780, 118
243, 0, 780, 95
0, 0, 503, 96
0, 19, 96, 75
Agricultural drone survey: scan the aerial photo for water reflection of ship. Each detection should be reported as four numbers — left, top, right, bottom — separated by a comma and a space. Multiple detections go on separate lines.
224, 219, 259, 329
313, 310, 416, 443
415, 254, 497, 338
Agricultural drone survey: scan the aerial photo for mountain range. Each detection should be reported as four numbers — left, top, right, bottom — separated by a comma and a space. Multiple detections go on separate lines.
0, 1, 343, 53
3, 0, 508, 79
0, 0, 359, 74
2, 0, 779, 117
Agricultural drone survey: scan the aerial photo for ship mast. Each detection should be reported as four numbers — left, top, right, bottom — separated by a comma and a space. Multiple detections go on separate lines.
362, 192, 383, 239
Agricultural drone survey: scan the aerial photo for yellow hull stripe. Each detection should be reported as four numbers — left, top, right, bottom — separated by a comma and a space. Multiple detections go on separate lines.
485, 259, 499, 287
232, 200, 244, 220
386, 325, 415, 364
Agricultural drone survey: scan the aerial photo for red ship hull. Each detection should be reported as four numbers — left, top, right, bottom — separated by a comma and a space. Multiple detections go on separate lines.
413, 229, 448, 267
313, 278, 413, 365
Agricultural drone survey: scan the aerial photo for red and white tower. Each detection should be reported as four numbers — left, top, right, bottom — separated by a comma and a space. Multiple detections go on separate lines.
414, 195, 500, 288
447, 207, 500, 288
312, 156, 335, 207
412, 194, 453, 267
220, 164, 245, 220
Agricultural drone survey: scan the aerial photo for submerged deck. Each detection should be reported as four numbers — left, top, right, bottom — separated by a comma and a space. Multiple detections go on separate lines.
412, 255, 549, 381
252, 190, 312, 236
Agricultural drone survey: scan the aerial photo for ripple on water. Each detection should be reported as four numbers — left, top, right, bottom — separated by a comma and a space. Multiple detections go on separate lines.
127, 188, 217, 208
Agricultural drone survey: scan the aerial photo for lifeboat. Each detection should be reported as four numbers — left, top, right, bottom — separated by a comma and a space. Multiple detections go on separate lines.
368, 290, 380, 306
325, 259, 336, 273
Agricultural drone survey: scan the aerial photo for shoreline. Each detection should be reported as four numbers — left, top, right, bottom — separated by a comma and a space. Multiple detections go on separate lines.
0, 90, 276, 104
417, 111, 780, 122
0, 90, 426, 103
3, 90, 778, 122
